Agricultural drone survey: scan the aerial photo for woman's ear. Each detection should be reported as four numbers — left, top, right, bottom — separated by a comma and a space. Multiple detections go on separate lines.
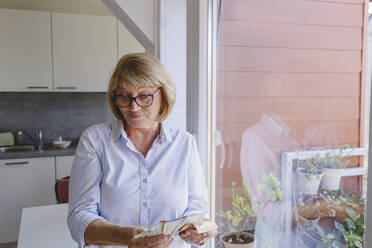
159, 104, 165, 116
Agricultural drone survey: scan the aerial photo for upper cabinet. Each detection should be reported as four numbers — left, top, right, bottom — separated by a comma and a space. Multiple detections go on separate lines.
0, 9, 53, 91
52, 13, 117, 92
0, 9, 144, 92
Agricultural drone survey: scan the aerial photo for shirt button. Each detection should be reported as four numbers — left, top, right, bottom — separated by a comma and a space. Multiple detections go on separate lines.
143, 178, 147, 183
143, 202, 147, 208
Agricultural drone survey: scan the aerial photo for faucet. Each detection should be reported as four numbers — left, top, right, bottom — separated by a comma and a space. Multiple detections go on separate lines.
35, 129, 44, 151
16, 129, 44, 151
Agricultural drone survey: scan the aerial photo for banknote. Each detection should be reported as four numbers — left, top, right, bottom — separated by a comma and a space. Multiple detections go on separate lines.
134, 212, 217, 239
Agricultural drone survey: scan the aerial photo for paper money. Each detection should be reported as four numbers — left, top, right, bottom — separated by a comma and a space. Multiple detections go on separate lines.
134, 212, 217, 239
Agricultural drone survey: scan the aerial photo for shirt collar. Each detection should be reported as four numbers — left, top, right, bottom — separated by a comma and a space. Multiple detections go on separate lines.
111, 119, 128, 142
111, 119, 173, 143
159, 121, 173, 143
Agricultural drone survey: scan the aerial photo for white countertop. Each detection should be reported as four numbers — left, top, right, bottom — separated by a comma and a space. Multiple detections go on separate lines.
18, 204, 76, 248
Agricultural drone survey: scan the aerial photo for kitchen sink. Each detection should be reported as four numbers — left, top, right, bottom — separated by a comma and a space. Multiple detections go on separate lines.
0, 145, 36, 153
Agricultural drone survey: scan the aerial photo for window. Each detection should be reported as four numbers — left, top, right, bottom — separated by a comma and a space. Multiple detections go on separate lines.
204, 0, 371, 247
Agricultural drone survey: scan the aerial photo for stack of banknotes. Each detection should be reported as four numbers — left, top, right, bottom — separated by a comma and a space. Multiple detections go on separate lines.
134, 213, 218, 239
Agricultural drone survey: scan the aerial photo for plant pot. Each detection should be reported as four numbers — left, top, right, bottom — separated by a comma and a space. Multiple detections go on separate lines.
294, 206, 320, 227
220, 231, 254, 248
296, 167, 323, 195
320, 168, 342, 191
293, 208, 320, 246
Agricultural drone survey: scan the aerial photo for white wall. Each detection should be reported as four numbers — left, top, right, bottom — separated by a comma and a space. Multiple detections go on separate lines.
103, 0, 155, 54
118, 20, 145, 58
103, 0, 187, 130
114, 0, 154, 43
159, 0, 187, 130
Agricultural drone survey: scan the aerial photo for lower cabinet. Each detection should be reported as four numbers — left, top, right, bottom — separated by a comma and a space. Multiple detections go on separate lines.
56, 155, 74, 179
0, 157, 55, 243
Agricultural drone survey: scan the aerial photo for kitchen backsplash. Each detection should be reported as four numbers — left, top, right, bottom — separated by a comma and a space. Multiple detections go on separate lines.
0, 92, 114, 144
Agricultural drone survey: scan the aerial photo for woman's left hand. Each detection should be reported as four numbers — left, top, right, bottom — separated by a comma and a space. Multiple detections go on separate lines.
180, 229, 217, 246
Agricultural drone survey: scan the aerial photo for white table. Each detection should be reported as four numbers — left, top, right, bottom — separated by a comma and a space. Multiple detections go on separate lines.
18, 204, 76, 248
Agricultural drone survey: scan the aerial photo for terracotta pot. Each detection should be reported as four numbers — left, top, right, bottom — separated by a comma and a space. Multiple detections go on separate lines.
220, 232, 254, 248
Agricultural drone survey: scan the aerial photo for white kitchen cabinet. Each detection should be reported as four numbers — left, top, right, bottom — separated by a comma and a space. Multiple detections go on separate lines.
0, 9, 53, 91
118, 20, 145, 59
0, 157, 55, 243
52, 13, 117, 92
56, 155, 74, 179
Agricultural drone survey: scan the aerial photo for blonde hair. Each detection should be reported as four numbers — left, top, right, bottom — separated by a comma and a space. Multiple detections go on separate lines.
107, 53, 176, 121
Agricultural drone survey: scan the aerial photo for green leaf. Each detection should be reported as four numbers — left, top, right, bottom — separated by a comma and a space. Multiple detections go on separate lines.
277, 191, 283, 201
345, 218, 355, 230
326, 233, 336, 239
315, 224, 325, 236
355, 240, 363, 248
334, 221, 345, 233
242, 181, 249, 196
344, 206, 360, 221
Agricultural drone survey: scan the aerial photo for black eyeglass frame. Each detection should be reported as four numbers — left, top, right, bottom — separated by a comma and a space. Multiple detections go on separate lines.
112, 88, 161, 108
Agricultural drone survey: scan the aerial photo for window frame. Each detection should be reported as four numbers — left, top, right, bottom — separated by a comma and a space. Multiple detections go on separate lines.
188, 0, 372, 247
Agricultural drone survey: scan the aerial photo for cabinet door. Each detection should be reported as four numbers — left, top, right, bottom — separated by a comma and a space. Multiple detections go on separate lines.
0, 157, 55, 243
117, 20, 145, 59
0, 9, 53, 91
52, 13, 116, 92
56, 155, 74, 179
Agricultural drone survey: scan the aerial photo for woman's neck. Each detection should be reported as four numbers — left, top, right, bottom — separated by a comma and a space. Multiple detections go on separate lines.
123, 121, 161, 156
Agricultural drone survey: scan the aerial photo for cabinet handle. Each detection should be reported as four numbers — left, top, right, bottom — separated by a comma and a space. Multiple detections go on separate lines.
5, 161, 29, 166
27, 86, 49, 89
57, 86, 78, 89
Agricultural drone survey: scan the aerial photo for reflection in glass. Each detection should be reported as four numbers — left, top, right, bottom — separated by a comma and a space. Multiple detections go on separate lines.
214, 0, 368, 247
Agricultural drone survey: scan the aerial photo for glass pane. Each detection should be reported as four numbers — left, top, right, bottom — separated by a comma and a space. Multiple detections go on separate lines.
213, 1, 369, 248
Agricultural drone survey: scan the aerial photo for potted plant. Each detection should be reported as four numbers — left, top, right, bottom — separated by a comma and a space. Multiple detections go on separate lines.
296, 155, 324, 195
217, 172, 283, 248
319, 188, 364, 222
313, 209, 364, 247
320, 145, 351, 191
217, 181, 255, 248
335, 216, 364, 248
310, 189, 364, 247
314, 224, 344, 248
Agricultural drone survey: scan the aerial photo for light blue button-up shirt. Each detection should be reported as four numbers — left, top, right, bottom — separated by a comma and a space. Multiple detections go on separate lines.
67, 119, 208, 248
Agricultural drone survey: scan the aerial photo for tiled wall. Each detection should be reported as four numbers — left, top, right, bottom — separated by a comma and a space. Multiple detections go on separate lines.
0, 92, 114, 144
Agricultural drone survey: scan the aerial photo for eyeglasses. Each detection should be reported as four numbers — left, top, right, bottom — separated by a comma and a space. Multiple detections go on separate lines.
113, 88, 161, 108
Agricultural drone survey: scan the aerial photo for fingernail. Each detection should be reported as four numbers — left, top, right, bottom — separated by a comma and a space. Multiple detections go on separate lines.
203, 233, 208, 237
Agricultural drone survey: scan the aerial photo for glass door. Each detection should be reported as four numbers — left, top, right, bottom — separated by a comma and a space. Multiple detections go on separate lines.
210, 0, 370, 247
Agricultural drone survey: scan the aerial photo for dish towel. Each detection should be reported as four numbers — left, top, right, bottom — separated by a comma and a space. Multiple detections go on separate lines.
0, 132, 14, 146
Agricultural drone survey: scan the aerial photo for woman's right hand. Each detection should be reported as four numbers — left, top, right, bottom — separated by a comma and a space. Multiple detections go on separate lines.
129, 234, 173, 248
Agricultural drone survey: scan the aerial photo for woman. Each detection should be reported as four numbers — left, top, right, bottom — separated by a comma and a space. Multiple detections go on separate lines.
67, 53, 216, 248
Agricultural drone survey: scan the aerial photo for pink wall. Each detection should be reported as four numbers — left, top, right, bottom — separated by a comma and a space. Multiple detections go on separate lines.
216, 0, 368, 212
